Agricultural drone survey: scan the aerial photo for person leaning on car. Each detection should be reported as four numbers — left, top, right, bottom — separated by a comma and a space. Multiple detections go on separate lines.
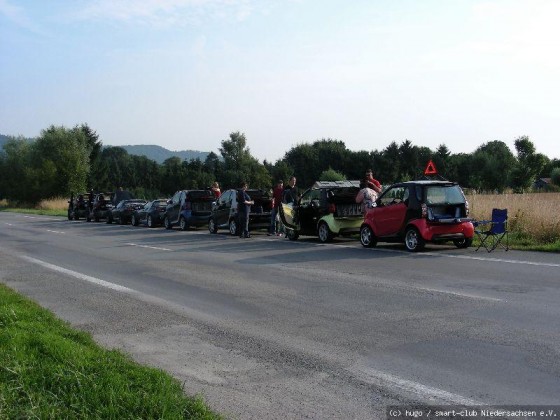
237, 182, 254, 238
355, 179, 378, 214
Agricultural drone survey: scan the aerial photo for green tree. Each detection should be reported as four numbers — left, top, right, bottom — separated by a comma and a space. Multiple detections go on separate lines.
101, 146, 132, 191
473, 140, 515, 192
551, 167, 560, 186
318, 168, 346, 181
30, 125, 91, 200
510, 136, 547, 192
160, 156, 186, 195
0, 137, 34, 203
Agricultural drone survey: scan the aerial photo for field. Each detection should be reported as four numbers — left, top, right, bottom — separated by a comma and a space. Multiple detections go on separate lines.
466, 192, 560, 248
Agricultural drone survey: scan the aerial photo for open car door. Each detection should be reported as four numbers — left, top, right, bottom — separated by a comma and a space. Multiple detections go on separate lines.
279, 202, 299, 230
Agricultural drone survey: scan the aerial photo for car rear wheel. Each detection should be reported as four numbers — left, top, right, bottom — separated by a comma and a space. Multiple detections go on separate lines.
360, 225, 377, 248
286, 229, 299, 241
147, 215, 154, 228
317, 222, 334, 243
453, 237, 473, 249
179, 216, 188, 231
405, 227, 425, 252
67, 210, 73, 220
208, 218, 218, 234
164, 216, 172, 230
106, 215, 112, 224
229, 219, 238, 236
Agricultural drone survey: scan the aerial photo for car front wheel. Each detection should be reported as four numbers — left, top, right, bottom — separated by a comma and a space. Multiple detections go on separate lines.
317, 222, 334, 243
147, 215, 154, 228
229, 219, 238, 236
164, 216, 172, 230
208, 218, 217, 234
286, 229, 299, 241
453, 237, 473, 249
131, 215, 139, 226
405, 227, 425, 252
360, 225, 377, 248
179, 217, 188, 231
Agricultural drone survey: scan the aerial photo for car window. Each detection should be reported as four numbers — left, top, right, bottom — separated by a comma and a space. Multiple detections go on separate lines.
300, 189, 320, 206
172, 191, 181, 204
379, 186, 406, 206
425, 185, 465, 205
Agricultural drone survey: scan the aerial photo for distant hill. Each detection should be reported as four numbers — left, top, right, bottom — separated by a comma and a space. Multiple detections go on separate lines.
112, 144, 210, 164
1, 135, 210, 164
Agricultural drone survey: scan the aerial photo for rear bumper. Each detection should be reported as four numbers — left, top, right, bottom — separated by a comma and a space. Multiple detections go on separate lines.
414, 219, 475, 241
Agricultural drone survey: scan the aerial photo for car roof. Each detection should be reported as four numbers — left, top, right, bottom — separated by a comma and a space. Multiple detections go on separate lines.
394, 180, 458, 187
312, 180, 360, 189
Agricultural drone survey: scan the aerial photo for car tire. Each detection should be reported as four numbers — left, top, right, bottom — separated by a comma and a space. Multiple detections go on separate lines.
404, 227, 425, 252
131, 215, 139, 226
106, 215, 112, 224
453, 237, 473, 249
147, 215, 154, 228
229, 219, 238, 236
86, 213, 91, 222
164, 216, 172, 230
94, 215, 100, 222
119, 216, 126, 225
179, 216, 188, 231
286, 229, 299, 241
208, 218, 218, 234
360, 225, 377, 248
67, 210, 73, 220
317, 222, 334, 243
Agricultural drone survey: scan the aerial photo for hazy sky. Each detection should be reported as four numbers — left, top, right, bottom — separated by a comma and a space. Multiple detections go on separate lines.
1, 0, 559, 162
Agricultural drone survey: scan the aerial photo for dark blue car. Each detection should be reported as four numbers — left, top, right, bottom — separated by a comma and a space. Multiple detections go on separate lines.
131, 199, 168, 228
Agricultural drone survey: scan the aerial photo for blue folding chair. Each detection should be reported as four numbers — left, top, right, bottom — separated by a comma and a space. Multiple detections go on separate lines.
474, 208, 509, 252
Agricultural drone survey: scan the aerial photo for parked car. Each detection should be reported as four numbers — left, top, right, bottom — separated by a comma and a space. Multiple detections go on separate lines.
279, 181, 363, 243
163, 189, 215, 230
359, 180, 474, 251
67, 192, 90, 220
108, 199, 148, 224
208, 189, 273, 235
131, 199, 168, 227
87, 192, 114, 222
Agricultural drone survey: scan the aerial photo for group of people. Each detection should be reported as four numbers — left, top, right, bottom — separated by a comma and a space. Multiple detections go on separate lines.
210, 168, 380, 239
355, 169, 382, 214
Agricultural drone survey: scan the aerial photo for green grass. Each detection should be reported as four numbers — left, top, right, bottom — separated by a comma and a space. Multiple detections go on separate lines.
0, 207, 66, 217
0, 284, 221, 419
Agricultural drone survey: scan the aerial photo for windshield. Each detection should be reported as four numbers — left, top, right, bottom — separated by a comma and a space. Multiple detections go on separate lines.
425, 185, 465, 205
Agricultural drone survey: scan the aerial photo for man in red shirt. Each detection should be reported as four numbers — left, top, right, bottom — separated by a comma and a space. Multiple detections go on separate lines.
365, 169, 382, 194
269, 180, 284, 235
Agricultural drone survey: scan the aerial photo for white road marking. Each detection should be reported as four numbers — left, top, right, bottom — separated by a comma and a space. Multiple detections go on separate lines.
19, 255, 133, 293
46, 230, 66, 234
355, 367, 484, 406
125, 243, 172, 251
422, 252, 560, 268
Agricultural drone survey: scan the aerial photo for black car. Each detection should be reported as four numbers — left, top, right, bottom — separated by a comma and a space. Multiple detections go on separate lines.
131, 199, 168, 227
208, 189, 273, 235
67, 192, 90, 220
279, 181, 363, 242
108, 199, 148, 225
87, 192, 114, 222
163, 189, 215, 230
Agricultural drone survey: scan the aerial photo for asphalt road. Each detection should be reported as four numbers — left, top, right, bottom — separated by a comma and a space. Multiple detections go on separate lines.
1, 212, 559, 419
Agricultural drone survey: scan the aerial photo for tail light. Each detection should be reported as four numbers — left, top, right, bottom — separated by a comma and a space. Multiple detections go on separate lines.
421, 203, 428, 218
328, 203, 336, 214
465, 200, 469, 216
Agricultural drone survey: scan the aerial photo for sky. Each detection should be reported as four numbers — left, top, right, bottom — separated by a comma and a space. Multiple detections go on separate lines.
1, 0, 559, 162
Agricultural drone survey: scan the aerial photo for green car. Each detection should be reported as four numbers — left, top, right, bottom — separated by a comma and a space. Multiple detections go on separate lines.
279, 181, 363, 243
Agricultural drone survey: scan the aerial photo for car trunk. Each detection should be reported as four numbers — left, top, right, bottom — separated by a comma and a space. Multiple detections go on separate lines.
189, 190, 215, 215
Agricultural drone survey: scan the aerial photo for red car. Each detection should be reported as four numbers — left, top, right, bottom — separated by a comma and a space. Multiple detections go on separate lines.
360, 180, 474, 251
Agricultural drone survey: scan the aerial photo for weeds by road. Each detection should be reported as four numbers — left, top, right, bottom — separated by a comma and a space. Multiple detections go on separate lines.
0, 284, 220, 419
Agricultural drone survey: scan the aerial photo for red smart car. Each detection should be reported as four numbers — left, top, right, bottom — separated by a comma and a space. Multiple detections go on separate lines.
360, 180, 474, 251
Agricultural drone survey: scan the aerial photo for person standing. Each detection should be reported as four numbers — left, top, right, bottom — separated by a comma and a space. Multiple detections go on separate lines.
237, 182, 254, 238
355, 179, 378, 214
211, 182, 221, 199
268, 180, 284, 236
282, 176, 299, 204
365, 169, 382, 194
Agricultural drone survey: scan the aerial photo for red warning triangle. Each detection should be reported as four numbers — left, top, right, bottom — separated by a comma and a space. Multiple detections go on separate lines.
424, 160, 437, 175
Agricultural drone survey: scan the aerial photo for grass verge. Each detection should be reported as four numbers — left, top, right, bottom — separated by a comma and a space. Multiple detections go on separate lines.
0, 284, 220, 419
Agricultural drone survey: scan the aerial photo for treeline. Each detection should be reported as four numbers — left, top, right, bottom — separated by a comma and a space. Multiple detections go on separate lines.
1, 124, 559, 205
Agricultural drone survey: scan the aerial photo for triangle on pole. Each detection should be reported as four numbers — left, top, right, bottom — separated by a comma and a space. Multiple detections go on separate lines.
424, 160, 438, 175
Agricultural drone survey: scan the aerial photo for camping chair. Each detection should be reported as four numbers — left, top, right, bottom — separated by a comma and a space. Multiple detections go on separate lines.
474, 208, 509, 252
